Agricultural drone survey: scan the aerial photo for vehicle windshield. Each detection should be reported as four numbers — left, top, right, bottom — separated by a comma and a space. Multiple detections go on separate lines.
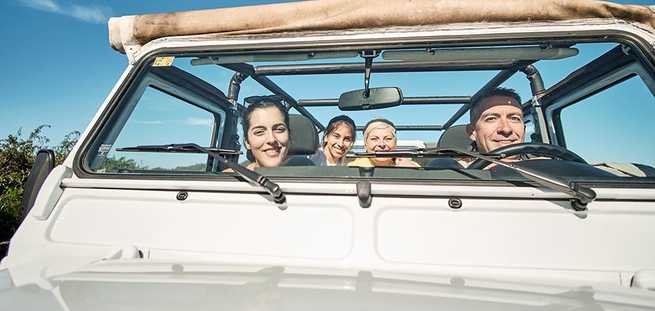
82, 39, 655, 183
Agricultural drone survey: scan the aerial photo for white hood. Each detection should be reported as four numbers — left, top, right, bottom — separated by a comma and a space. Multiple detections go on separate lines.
2, 262, 655, 311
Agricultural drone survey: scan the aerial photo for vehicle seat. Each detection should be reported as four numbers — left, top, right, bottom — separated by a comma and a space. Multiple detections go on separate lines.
286, 114, 319, 166
427, 124, 473, 169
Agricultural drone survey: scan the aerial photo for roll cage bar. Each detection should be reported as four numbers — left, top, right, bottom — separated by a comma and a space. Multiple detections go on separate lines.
218, 58, 546, 137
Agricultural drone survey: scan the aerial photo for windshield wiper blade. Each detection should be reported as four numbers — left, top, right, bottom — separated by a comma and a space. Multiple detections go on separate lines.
437, 148, 596, 211
117, 144, 241, 155
358, 147, 595, 210
117, 143, 287, 209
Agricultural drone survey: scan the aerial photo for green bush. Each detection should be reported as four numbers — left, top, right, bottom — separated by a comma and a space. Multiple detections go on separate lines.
0, 126, 79, 255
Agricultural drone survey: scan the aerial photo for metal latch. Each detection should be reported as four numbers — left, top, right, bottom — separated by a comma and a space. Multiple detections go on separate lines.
357, 181, 372, 208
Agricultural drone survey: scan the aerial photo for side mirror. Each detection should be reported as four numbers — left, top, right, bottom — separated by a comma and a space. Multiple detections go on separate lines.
20, 149, 55, 220
338, 87, 403, 111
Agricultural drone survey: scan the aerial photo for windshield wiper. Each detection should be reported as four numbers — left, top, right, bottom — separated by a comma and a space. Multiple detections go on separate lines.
357, 148, 595, 211
439, 148, 596, 211
449, 149, 596, 211
117, 143, 287, 209
118, 144, 241, 155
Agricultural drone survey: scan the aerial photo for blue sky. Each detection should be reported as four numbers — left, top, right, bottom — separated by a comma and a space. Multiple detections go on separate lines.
1, 0, 654, 166
0, 0, 294, 144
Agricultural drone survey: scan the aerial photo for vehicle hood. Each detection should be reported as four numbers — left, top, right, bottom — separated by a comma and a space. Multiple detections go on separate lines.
2, 262, 655, 311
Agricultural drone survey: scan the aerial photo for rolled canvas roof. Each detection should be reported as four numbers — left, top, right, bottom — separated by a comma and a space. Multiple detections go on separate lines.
108, 0, 655, 54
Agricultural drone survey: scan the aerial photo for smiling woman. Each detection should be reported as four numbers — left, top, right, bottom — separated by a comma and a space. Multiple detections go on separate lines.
242, 96, 290, 170
348, 118, 421, 168
310, 115, 356, 166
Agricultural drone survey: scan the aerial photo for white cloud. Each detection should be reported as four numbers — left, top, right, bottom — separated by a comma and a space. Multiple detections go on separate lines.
185, 118, 212, 127
135, 118, 213, 127
19, 0, 60, 12
70, 4, 109, 23
18, 0, 111, 24
135, 120, 163, 125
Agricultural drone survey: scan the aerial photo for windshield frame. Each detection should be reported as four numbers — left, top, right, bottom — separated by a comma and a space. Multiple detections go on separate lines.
73, 22, 655, 186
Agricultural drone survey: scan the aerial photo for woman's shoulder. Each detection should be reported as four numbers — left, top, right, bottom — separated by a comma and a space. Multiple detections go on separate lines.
395, 158, 421, 168
347, 157, 374, 167
308, 149, 327, 166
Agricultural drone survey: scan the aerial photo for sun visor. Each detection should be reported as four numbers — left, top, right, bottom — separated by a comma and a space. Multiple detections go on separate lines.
108, 0, 655, 55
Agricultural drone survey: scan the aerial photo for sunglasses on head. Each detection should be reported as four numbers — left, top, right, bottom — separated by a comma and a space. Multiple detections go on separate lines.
244, 95, 285, 105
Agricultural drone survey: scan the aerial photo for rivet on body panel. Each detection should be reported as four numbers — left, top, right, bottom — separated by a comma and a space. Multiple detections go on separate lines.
176, 191, 188, 201
448, 198, 462, 209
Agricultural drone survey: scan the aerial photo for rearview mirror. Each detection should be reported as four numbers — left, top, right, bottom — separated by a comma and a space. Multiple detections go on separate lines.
338, 87, 403, 111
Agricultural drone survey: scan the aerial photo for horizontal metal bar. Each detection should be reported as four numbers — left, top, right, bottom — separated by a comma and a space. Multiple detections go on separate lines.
296, 99, 338, 107
255, 61, 519, 76
403, 96, 470, 105
298, 96, 470, 107
356, 125, 443, 131
382, 47, 579, 62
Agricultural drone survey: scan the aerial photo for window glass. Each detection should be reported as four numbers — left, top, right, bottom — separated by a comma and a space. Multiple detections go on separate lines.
82, 41, 655, 181
560, 75, 655, 172
93, 86, 218, 173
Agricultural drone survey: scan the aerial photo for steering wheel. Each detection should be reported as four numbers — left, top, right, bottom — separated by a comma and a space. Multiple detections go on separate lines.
467, 143, 587, 169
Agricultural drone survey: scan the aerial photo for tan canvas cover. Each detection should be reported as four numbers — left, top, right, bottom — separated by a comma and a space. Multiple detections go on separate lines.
109, 0, 655, 54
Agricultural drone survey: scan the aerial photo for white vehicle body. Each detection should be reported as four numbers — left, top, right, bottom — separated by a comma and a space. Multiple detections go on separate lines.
2, 2, 655, 309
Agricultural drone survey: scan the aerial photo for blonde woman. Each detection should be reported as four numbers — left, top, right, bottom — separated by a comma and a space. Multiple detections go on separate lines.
348, 118, 420, 167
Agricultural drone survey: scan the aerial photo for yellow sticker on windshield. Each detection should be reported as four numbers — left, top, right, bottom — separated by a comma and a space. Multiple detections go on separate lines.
153, 56, 175, 67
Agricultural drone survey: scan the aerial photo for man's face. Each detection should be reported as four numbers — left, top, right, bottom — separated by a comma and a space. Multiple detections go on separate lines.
469, 95, 525, 153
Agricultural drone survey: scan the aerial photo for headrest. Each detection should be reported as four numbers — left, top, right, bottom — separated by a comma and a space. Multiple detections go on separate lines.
437, 124, 474, 151
288, 114, 319, 155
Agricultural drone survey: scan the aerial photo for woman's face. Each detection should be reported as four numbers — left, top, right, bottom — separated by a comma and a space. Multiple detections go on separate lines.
245, 106, 289, 168
365, 126, 396, 165
324, 122, 354, 162
365, 126, 396, 152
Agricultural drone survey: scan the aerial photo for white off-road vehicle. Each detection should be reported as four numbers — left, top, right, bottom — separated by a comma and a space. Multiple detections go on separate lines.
3, 0, 655, 309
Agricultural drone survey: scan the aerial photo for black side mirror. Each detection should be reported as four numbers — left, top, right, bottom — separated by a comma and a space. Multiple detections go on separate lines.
20, 149, 55, 220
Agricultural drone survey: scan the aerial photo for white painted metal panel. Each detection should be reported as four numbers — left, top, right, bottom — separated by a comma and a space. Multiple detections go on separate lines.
49, 189, 354, 259
376, 198, 655, 271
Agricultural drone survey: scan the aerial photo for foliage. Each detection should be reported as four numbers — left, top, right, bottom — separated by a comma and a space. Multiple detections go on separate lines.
0, 126, 80, 251
173, 163, 206, 171
98, 156, 142, 172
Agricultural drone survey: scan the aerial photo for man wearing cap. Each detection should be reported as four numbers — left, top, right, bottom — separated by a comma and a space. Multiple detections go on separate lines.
466, 87, 525, 161
348, 118, 420, 167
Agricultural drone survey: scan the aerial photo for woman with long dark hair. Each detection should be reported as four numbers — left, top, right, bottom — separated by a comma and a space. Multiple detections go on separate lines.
241, 96, 290, 170
310, 115, 356, 166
